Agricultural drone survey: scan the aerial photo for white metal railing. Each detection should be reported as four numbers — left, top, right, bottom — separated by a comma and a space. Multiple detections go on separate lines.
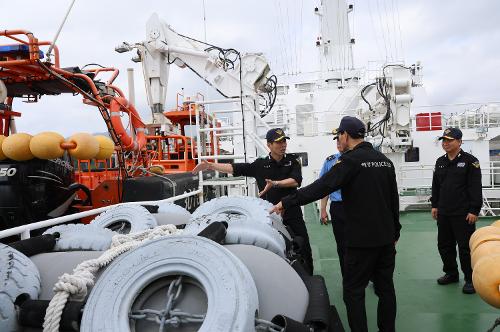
398, 161, 500, 214
398, 161, 500, 190
0, 190, 202, 240
410, 103, 500, 132
192, 97, 268, 198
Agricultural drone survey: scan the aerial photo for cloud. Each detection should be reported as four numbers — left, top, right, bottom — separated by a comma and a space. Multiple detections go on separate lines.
1, 0, 499, 136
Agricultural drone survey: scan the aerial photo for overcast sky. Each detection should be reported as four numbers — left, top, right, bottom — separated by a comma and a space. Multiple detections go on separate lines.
1, 0, 499, 136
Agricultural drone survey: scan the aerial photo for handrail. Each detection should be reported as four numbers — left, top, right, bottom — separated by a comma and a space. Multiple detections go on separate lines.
0, 190, 202, 240
0, 31, 61, 68
397, 161, 500, 191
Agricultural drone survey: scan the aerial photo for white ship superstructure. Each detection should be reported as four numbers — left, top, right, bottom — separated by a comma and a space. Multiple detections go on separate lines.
230, 0, 500, 214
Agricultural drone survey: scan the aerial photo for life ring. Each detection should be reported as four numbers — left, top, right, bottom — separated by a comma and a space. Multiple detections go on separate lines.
110, 97, 146, 151
0, 244, 41, 331
80, 236, 259, 332
91, 205, 158, 234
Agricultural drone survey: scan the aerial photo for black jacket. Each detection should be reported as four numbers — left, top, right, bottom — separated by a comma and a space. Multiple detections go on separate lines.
232, 153, 302, 205
233, 154, 303, 221
282, 142, 401, 247
430, 150, 482, 216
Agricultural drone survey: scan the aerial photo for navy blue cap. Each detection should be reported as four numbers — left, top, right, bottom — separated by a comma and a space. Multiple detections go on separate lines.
332, 116, 366, 139
266, 128, 290, 142
438, 127, 462, 140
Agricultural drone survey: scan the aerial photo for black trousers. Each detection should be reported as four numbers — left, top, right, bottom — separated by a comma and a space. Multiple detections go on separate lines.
437, 214, 476, 282
284, 207, 314, 275
343, 244, 397, 332
330, 202, 347, 276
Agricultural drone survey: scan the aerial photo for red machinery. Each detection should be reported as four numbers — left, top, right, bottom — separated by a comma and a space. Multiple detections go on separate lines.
0, 30, 219, 227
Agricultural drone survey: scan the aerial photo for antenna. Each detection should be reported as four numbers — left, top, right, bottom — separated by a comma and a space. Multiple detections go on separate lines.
46, 0, 77, 62
202, 0, 207, 42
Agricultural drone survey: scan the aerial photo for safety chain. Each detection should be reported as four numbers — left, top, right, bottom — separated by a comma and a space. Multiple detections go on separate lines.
128, 275, 305, 332
487, 317, 500, 332
255, 318, 285, 332
129, 276, 205, 332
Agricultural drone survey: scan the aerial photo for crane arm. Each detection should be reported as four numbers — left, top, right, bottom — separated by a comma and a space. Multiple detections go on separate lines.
116, 13, 275, 114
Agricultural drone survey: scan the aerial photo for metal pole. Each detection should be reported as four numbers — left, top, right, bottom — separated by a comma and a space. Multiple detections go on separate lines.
46, 0, 77, 61
127, 68, 136, 106
195, 104, 205, 203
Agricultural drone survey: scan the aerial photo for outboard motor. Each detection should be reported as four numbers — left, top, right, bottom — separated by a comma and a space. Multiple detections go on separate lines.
0, 157, 76, 231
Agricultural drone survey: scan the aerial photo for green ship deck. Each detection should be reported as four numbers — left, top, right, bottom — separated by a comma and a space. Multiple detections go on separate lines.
304, 205, 500, 332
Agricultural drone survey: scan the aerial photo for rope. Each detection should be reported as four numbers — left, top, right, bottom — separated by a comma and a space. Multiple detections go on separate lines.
487, 317, 500, 332
43, 225, 181, 332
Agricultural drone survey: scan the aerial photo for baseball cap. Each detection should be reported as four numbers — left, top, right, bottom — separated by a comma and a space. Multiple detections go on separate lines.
332, 116, 366, 140
438, 127, 462, 140
266, 128, 290, 142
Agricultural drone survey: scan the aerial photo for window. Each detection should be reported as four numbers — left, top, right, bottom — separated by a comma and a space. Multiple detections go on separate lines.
296, 104, 316, 136
277, 85, 289, 95
295, 83, 313, 93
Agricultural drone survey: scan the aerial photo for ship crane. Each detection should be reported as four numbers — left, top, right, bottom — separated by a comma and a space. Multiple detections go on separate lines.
359, 63, 423, 153
115, 13, 277, 118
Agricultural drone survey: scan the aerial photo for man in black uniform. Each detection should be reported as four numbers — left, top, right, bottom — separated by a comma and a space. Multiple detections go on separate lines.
192, 128, 314, 274
271, 116, 400, 332
431, 127, 482, 294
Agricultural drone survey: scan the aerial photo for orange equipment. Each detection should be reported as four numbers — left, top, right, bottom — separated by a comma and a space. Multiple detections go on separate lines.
0, 30, 147, 175
0, 30, 150, 214
110, 97, 146, 151
0, 29, 223, 219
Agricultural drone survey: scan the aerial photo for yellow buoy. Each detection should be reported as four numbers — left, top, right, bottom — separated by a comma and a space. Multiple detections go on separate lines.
94, 135, 115, 159
67, 133, 99, 160
2, 133, 34, 161
469, 226, 500, 252
0, 135, 7, 160
491, 220, 500, 228
471, 233, 500, 253
473, 254, 500, 308
471, 241, 500, 268
30, 132, 65, 160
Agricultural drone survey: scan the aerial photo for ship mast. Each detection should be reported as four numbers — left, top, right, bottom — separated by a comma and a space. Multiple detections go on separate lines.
314, 0, 355, 84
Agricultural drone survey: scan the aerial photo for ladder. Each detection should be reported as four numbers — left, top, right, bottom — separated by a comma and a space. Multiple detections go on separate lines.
191, 96, 271, 201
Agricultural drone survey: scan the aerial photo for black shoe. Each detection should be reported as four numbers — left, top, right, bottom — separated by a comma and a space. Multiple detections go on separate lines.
463, 282, 476, 294
437, 274, 459, 285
